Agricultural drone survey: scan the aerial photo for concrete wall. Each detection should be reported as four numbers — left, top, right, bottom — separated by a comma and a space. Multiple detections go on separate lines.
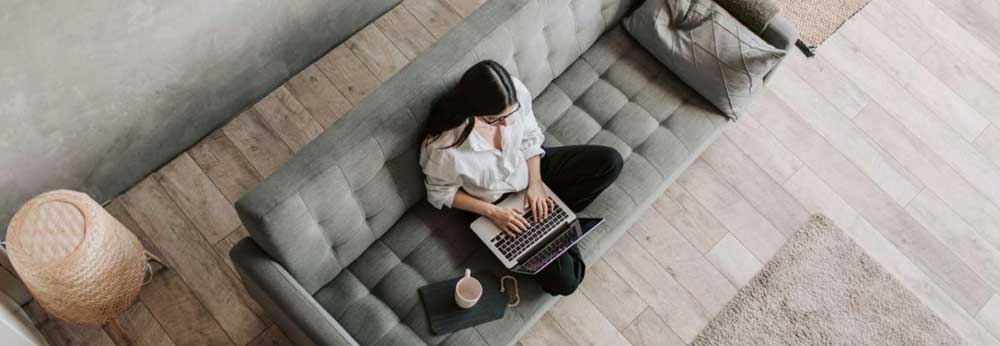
0, 0, 400, 236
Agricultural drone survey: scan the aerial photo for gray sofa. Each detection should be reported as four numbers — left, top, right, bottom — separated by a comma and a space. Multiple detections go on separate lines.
231, 0, 798, 345
0, 0, 401, 236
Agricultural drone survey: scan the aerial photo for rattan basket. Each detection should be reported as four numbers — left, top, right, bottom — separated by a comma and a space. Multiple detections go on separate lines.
5, 190, 146, 325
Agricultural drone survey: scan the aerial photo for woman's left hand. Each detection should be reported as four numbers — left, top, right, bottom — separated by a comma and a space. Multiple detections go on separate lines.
524, 183, 555, 223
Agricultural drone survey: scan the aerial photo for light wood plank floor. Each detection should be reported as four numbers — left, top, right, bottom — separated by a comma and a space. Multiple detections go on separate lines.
28, 0, 1000, 344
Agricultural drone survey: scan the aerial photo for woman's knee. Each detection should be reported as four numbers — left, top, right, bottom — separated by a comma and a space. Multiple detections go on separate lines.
538, 250, 586, 296
595, 146, 624, 179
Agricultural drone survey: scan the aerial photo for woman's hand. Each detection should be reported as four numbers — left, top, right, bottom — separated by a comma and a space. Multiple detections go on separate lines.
524, 183, 555, 223
487, 206, 530, 237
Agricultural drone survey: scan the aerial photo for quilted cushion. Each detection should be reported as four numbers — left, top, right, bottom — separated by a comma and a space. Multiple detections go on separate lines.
308, 26, 727, 346
534, 27, 728, 262
238, 0, 641, 297
311, 204, 497, 346
623, 0, 786, 119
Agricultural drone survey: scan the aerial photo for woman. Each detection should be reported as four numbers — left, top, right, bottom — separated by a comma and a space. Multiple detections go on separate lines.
419, 60, 623, 296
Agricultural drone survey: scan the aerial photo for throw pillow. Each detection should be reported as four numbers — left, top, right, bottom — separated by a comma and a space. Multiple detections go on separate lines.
624, 0, 786, 119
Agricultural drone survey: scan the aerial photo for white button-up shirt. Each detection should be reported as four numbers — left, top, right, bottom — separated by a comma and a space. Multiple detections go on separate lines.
420, 78, 545, 209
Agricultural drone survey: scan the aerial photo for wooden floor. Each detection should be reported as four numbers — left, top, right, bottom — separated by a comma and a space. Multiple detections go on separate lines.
28, 0, 1000, 344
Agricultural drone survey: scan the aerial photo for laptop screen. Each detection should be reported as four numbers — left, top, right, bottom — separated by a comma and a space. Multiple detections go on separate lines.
514, 218, 605, 274
577, 218, 604, 234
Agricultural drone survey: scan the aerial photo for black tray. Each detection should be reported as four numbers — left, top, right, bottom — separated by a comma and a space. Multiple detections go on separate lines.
418, 273, 509, 335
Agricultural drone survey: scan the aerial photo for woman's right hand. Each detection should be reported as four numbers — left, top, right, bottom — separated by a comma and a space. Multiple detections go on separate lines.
487, 206, 530, 237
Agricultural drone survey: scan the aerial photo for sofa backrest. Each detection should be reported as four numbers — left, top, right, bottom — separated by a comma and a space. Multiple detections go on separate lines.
236, 0, 639, 293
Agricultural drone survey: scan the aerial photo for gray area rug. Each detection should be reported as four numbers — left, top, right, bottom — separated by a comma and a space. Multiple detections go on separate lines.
691, 215, 965, 346
773, 0, 870, 54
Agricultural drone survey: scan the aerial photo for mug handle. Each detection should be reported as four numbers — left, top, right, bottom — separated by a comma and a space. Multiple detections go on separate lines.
500, 275, 519, 307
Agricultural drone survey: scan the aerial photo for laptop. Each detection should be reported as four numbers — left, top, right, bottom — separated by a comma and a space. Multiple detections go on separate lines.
471, 184, 604, 274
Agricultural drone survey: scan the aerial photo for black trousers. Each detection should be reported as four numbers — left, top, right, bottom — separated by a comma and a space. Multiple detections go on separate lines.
532, 145, 623, 296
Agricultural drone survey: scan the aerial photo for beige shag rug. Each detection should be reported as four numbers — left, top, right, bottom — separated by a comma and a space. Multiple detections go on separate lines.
773, 0, 870, 53
691, 215, 965, 346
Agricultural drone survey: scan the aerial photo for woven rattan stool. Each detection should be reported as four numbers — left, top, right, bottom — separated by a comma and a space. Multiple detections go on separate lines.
5, 190, 160, 344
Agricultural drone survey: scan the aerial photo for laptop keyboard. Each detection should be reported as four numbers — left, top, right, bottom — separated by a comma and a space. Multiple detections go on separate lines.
490, 207, 569, 261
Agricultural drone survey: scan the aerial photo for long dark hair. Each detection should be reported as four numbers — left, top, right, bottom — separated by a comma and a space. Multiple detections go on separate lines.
421, 60, 518, 148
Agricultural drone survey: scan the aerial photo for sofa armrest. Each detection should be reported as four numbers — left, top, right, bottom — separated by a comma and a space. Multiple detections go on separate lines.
230, 238, 358, 346
761, 16, 799, 83
761, 16, 798, 52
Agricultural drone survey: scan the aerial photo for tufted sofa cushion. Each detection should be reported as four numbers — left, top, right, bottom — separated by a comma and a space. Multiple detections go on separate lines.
233, 0, 791, 344
236, 0, 640, 297
535, 27, 728, 261
302, 25, 727, 346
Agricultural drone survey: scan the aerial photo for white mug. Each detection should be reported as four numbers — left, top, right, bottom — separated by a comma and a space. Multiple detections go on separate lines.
455, 269, 482, 309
